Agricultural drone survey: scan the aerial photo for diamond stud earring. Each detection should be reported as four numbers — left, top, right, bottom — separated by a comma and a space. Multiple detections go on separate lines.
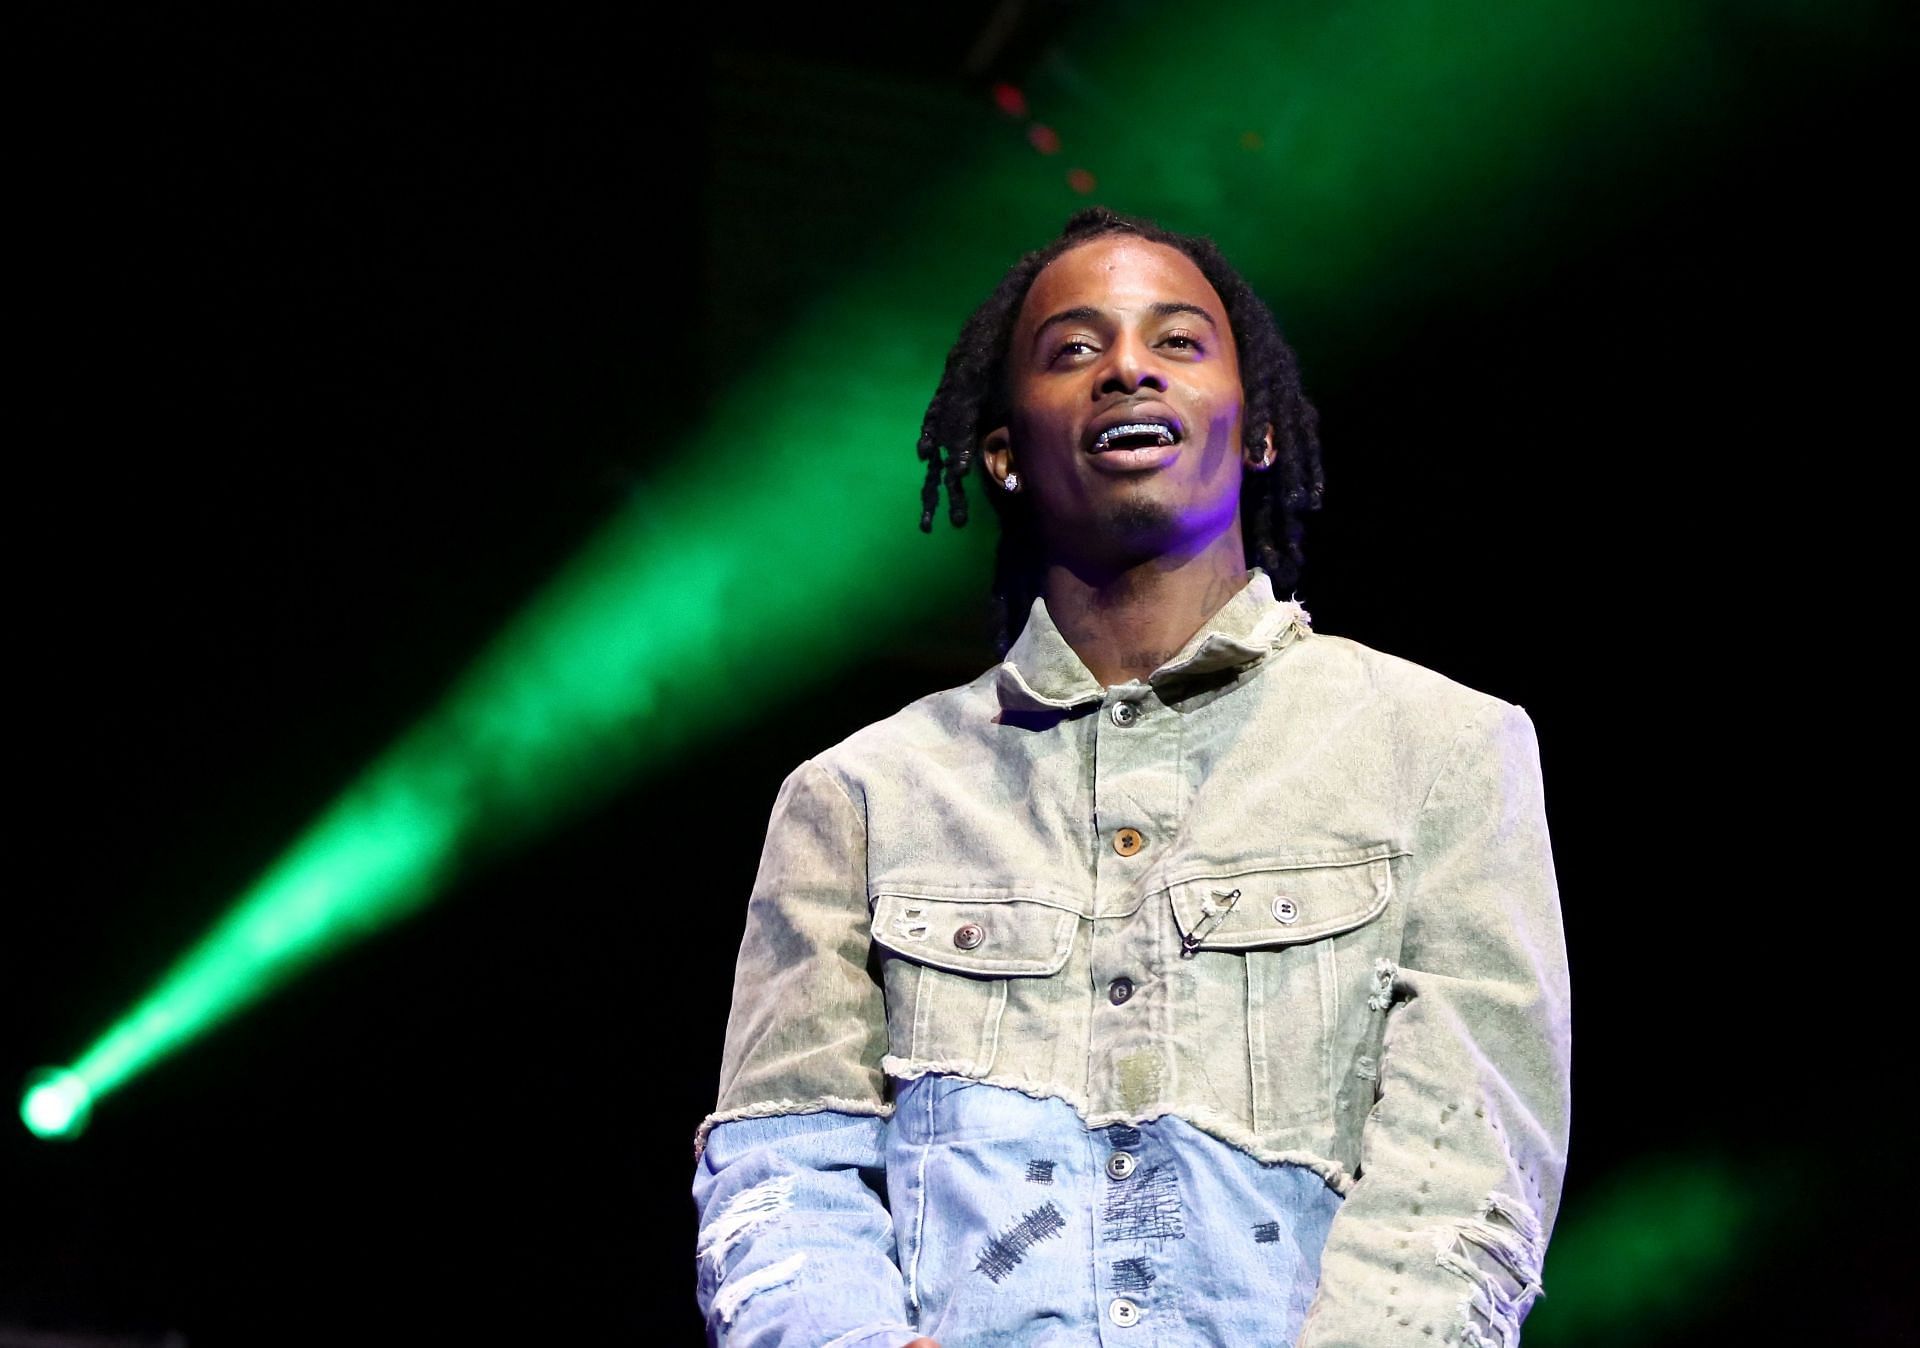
1003, 472, 1021, 492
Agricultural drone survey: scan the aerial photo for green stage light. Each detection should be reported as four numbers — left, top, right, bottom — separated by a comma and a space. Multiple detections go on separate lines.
21, 1067, 92, 1141
25, 0, 1869, 1136
1523, 1155, 1770, 1342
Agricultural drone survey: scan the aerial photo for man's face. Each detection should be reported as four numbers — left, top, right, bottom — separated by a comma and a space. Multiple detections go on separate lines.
982, 235, 1268, 572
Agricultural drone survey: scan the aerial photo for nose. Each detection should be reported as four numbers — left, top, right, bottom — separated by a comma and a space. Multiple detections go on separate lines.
1094, 331, 1167, 398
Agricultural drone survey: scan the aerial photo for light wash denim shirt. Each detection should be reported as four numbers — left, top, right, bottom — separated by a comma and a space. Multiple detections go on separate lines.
693, 569, 1571, 1346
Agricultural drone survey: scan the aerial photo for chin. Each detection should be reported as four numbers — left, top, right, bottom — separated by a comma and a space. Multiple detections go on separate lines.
1105, 495, 1180, 540
1090, 496, 1190, 565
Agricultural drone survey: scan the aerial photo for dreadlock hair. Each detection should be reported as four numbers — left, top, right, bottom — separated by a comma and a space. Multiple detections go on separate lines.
916, 206, 1326, 657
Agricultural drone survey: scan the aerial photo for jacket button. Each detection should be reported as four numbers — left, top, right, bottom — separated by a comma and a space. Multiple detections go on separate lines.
1108, 1296, 1142, 1327
1113, 827, 1145, 856
1110, 700, 1141, 727
1106, 1151, 1138, 1180
1271, 895, 1299, 925
953, 922, 985, 949
1107, 976, 1135, 1005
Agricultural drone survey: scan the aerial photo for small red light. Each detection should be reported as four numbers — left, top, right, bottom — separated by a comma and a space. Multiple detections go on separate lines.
1028, 124, 1061, 155
1067, 167, 1097, 194
991, 83, 1028, 117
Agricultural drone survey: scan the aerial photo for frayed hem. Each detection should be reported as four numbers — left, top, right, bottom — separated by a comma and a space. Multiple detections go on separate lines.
879, 1056, 1356, 1195
693, 1095, 896, 1161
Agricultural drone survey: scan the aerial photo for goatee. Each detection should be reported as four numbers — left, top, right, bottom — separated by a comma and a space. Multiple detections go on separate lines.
1105, 495, 1179, 545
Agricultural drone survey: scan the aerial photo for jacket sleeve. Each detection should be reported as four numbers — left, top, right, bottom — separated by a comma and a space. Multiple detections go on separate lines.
694, 1111, 920, 1347
691, 757, 917, 1345
1298, 702, 1572, 1348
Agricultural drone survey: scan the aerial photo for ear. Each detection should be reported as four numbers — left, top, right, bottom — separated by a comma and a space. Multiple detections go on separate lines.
980, 425, 1014, 487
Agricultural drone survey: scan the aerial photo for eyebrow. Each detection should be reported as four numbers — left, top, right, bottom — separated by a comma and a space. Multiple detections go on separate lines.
1030, 301, 1220, 352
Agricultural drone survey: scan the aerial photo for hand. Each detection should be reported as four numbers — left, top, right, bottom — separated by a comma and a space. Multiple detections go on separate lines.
904, 1340, 943, 1347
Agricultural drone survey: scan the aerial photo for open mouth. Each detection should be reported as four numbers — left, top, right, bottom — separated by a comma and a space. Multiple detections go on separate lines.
1089, 420, 1181, 453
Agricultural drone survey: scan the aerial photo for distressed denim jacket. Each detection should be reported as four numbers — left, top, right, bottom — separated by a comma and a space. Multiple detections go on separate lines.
693, 569, 1571, 1346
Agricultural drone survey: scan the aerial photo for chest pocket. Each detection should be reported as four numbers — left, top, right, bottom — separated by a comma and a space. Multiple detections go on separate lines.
869, 891, 1079, 1077
1166, 843, 1405, 1135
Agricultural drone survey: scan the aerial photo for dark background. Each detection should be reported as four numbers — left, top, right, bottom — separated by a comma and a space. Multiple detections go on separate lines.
7, 3, 1903, 1344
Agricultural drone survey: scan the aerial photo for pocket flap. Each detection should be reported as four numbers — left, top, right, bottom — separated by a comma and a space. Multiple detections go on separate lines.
869, 892, 1078, 976
1167, 843, 1403, 950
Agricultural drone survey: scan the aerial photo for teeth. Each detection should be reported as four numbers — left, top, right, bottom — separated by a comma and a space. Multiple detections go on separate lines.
1093, 422, 1176, 451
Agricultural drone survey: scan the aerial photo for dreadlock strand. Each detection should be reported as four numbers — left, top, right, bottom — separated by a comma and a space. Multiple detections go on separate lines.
945, 443, 971, 528
917, 427, 946, 533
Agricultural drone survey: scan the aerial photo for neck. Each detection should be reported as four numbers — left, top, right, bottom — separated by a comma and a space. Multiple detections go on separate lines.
1040, 528, 1250, 688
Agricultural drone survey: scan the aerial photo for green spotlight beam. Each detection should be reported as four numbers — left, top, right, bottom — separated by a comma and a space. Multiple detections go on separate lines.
25, 0, 1867, 1139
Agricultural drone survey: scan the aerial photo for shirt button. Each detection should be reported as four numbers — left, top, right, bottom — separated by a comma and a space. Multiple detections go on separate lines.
1110, 700, 1141, 727
1107, 976, 1135, 1006
1106, 1151, 1138, 1180
1109, 1297, 1142, 1327
953, 922, 985, 949
1113, 827, 1145, 857
1271, 895, 1299, 925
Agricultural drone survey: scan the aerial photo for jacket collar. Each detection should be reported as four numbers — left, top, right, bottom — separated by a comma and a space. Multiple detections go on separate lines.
995, 568, 1311, 712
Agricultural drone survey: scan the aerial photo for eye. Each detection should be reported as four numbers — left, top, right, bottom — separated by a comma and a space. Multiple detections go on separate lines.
1048, 338, 1096, 364
1161, 329, 1203, 352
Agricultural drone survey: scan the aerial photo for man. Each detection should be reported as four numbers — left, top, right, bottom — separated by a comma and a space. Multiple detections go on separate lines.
692, 207, 1570, 1346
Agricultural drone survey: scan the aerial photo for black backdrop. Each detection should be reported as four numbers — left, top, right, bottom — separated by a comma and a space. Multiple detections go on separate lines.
8, 4, 1905, 1344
